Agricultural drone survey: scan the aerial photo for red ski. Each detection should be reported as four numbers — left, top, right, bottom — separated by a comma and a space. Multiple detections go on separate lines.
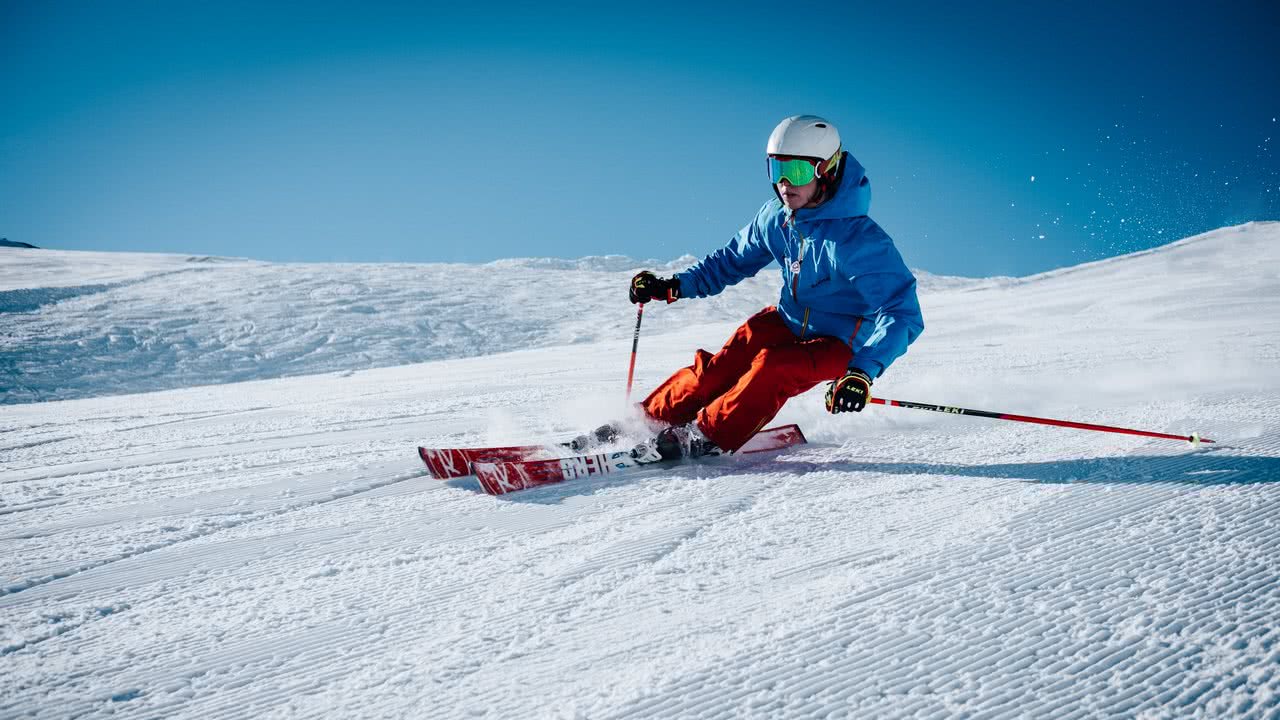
417, 443, 556, 480
472, 424, 807, 496
417, 424, 625, 479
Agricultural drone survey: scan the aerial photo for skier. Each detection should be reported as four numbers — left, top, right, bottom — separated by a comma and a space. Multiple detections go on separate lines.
628, 115, 924, 460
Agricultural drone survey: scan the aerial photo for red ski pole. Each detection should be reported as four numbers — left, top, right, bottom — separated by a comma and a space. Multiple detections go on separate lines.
624, 303, 644, 404
869, 397, 1213, 447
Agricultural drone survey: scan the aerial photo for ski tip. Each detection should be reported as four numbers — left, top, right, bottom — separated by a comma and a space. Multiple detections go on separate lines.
786, 424, 808, 445
739, 424, 807, 454
418, 447, 476, 480
472, 461, 497, 495
417, 447, 443, 478
762, 423, 806, 444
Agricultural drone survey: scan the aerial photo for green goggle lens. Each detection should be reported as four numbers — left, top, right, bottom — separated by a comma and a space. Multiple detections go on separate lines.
768, 156, 818, 186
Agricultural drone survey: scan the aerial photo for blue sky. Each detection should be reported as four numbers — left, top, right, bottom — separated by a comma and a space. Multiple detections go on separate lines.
2, 1, 1277, 277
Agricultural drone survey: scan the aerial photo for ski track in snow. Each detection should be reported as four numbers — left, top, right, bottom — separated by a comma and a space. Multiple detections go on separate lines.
1, 222, 1279, 718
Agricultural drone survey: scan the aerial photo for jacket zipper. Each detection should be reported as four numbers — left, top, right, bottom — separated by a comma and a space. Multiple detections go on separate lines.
791, 227, 811, 338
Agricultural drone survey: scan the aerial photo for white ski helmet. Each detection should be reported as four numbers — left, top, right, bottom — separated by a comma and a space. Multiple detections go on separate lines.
767, 115, 841, 162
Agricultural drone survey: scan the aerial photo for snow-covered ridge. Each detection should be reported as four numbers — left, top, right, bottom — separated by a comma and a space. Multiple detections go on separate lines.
951, 221, 1279, 291
483, 254, 670, 272
1, 222, 1274, 405
0, 250, 240, 291
0, 248, 972, 404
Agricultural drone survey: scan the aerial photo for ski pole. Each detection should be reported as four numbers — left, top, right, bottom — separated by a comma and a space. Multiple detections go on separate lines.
869, 397, 1213, 447
624, 303, 644, 404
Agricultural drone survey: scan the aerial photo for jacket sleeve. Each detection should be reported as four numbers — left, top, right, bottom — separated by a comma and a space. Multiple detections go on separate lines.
675, 205, 776, 299
838, 236, 925, 380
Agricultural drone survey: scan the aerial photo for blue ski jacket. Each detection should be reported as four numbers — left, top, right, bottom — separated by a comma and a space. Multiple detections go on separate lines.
675, 153, 924, 380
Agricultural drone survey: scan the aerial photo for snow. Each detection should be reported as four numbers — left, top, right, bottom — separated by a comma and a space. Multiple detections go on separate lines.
2, 221, 1279, 718
0, 249, 980, 405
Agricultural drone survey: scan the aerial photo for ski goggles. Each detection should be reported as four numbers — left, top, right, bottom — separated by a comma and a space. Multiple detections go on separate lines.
767, 156, 822, 186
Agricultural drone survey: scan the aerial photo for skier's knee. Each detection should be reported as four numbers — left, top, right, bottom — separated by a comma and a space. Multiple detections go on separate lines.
752, 345, 800, 369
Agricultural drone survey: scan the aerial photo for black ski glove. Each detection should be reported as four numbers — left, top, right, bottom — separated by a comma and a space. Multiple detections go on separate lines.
825, 369, 872, 413
629, 271, 681, 304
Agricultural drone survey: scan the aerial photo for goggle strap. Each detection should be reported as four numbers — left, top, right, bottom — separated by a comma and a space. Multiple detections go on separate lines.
824, 147, 842, 176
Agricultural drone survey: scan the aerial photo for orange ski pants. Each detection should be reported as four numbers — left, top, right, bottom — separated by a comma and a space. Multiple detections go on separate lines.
643, 306, 853, 452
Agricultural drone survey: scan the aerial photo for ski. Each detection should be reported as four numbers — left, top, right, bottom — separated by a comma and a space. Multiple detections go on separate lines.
417, 424, 622, 479
418, 443, 554, 479
472, 424, 807, 496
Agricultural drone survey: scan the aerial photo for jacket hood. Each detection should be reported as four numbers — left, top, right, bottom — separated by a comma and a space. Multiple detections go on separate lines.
787, 151, 871, 222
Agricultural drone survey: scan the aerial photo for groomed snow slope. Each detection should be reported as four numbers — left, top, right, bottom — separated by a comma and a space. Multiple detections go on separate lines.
2, 222, 1279, 719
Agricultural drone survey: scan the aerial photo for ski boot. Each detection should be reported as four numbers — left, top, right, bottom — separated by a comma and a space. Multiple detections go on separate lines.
632, 422, 723, 463
569, 423, 621, 452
